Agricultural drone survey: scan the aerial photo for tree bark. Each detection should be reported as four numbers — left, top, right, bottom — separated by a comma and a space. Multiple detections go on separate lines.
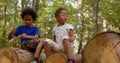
21, 0, 27, 10
35, 0, 39, 12
3, 0, 7, 37
93, 0, 100, 34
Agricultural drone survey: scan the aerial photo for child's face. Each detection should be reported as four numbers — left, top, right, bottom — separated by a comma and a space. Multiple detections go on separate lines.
23, 15, 33, 26
56, 10, 68, 25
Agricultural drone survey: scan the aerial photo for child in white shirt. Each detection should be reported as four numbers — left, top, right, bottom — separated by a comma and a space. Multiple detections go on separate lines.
44, 8, 75, 63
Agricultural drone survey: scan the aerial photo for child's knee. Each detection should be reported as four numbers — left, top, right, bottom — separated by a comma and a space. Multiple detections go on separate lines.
63, 39, 69, 43
44, 39, 51, 45
40, 38, 45, 41
44, 41, 49, 46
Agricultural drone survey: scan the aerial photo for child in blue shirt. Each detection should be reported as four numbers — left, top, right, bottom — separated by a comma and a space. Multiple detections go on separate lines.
8, 7, 44, 52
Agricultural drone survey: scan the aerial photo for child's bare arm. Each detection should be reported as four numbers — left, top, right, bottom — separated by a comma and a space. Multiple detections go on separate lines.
68, 29, 74, 42
20, 33, 38, 39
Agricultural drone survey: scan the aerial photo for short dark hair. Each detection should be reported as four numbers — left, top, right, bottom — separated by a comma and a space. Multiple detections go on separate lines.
21, 7, 37, 21
55, 8, 68, 17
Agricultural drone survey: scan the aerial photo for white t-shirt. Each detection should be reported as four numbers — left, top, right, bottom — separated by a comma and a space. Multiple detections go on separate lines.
52, 23, 74, 45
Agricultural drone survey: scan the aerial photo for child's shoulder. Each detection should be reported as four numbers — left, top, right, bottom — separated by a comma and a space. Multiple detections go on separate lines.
65, 23, 74, 29
18, 25, 38, 27
32, 26, 38, 28
65, 23, 72, 25
17, 25, 38, 29
65, 23, 73, 27
53, 24, 57, 28
17, 25, 24, 28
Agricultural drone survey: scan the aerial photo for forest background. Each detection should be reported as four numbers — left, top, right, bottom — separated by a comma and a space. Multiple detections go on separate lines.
0, 0, 120, 54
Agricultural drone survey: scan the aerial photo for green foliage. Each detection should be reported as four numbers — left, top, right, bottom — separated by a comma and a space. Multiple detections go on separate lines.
99, 0, 120, 31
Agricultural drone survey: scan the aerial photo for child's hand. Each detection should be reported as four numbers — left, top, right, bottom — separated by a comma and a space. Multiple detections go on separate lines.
10, 28, 16, 34
20, 33, 28, 38
8, 28, 16, 40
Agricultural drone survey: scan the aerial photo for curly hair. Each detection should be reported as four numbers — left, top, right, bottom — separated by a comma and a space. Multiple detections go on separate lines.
21, 7, 37, 21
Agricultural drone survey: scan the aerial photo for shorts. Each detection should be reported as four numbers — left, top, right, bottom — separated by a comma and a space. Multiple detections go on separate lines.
45, 39, 65, 53
21, 38, 40, 52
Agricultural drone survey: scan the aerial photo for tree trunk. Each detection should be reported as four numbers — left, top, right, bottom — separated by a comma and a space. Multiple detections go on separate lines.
35, 0, 39, 12
21, 0, 27, 10
82, 32, 120, 63
0, 47, 32, 63
93, 0, 100, 34
3, 0, 7, 37
46, 53, 67, 63
46, 53, 82, 63
32, 0, 35, 9
0, 47, 46, 63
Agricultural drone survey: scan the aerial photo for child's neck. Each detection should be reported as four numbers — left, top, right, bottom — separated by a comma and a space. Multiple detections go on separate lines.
57, 23, 65, 26
24, 24, 33, 27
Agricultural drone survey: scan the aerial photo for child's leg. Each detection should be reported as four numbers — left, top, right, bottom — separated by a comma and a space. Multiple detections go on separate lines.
63, 39, 74, 63
44, 39, 58, 59
32, 38, 45, 62
34, 38, 44, 57
63, 39, 73, 59
44, 41, 51, 58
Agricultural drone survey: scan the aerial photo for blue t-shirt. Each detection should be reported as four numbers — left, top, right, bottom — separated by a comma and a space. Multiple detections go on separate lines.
14, 25, 39, 42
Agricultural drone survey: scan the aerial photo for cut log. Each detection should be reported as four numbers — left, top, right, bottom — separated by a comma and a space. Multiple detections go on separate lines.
46, 53, 67, 63
0, 47, 20, 63
46, 53, 82, 63
14, 48, 33, 63
0, 47, 32, 63
0, 47, 46, 63
82, 32, 120, 63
